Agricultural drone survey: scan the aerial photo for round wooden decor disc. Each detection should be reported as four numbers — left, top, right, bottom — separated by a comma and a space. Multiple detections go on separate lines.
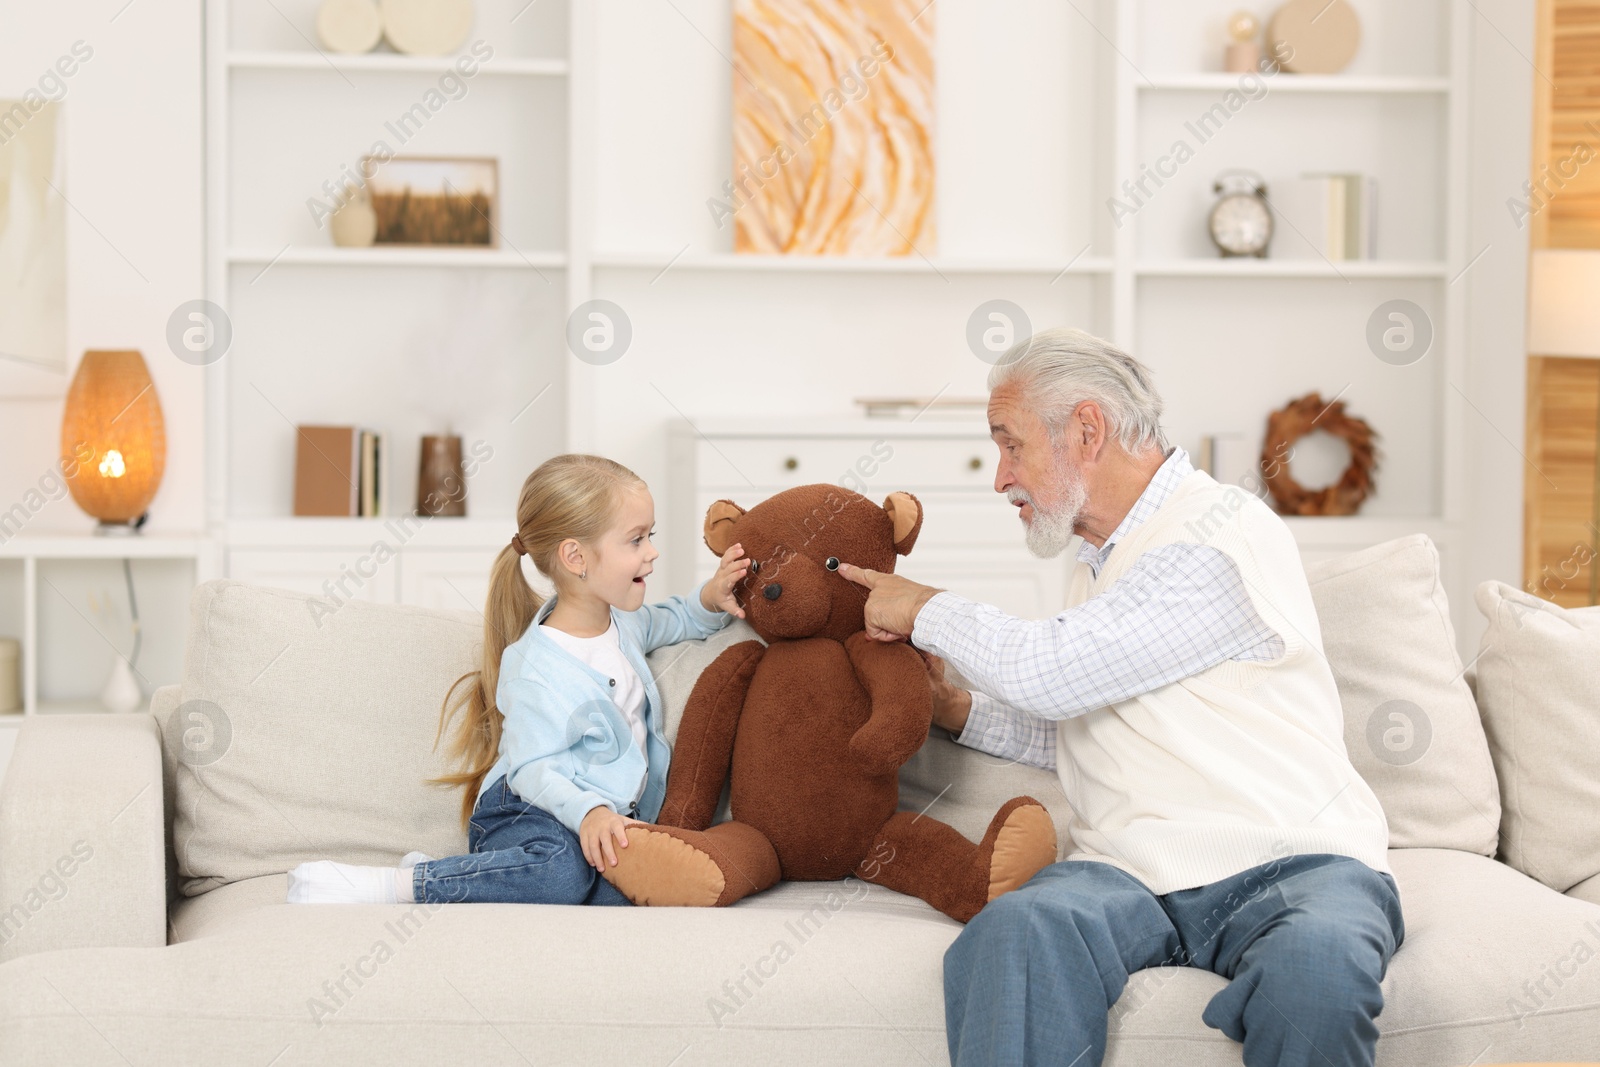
316, 0, 383, 55
1269, 0, 1362, 74
381, 0, 474, 56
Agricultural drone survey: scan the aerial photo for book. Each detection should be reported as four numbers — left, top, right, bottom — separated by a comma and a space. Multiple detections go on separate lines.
359, 430, 378, 517
293, 425, 360, 517
293, 425, 383, 517
1274, 173, 1377, 261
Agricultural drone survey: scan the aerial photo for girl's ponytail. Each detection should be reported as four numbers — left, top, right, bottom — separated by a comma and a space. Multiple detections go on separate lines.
430, 541, 542, 828
429, 454, 645, 829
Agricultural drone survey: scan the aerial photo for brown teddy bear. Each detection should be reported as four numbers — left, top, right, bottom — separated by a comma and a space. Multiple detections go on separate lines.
602, 483, 1058, 922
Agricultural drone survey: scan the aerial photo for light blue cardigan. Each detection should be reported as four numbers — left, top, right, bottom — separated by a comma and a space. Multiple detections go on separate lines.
478, 582, 730, 835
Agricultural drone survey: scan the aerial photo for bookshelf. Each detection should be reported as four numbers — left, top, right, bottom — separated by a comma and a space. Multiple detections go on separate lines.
192, 0, 1477, 639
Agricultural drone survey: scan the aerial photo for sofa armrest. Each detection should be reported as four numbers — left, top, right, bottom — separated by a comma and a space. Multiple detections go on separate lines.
0, 712, 167, 963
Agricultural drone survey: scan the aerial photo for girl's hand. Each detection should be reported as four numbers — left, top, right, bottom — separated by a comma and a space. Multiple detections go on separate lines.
700, 543, 750, 618
580, 805, 643, 871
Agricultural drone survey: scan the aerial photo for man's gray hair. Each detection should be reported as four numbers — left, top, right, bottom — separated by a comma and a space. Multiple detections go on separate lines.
988, 327, 1170, 456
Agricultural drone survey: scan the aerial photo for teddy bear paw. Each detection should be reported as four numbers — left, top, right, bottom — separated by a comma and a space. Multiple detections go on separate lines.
984, 799, 1059, 902
603, 826, 728, 907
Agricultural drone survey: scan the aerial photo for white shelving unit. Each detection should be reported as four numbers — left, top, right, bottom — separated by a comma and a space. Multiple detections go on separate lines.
205, 0, 580, 540
1139, 74, 1451, 94
0, 535, 212, 727
189, 0, 1475, 635
226, 246, 566, 269
226, 50, 569, 76
591, 252, 1117, 276
1104, 0, 1468, 578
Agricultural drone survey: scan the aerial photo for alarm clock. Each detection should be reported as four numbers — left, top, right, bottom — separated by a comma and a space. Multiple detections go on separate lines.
1209, 170, 1273, 258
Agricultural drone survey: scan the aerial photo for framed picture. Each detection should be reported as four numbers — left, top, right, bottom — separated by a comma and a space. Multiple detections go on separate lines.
0, 99, 68, 395
361, 154, 498, 247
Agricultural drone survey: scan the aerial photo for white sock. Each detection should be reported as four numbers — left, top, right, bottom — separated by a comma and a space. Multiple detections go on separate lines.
287, 860, 399, 905
395, 852, 433, 904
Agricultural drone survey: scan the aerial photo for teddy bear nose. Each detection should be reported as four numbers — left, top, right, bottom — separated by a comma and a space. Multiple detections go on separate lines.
763, 583, 782, 601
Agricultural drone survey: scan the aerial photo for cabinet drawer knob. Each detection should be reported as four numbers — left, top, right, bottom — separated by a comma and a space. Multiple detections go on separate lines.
783, 456, 799, 471
968, 456, 983, 471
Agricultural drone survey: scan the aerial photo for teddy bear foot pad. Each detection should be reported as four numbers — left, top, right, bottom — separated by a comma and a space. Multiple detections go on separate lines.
987, 801, 1059, 901
604, 822, 782, 908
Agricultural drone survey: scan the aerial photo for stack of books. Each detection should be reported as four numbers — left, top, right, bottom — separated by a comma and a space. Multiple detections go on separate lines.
293, 425, 386, 517
1276, 173, 1377, 261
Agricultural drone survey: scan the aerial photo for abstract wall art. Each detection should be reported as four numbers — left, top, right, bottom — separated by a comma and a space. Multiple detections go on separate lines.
729, 0, 936, 256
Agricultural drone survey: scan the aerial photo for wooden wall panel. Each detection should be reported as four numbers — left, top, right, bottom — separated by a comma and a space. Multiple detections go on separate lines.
1536, 0, 1600, 248
1525, 356, 1600, 605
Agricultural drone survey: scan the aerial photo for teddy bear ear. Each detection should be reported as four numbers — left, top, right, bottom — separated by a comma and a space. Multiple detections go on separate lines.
882, 492, 923, 556
702, 499, 746, 556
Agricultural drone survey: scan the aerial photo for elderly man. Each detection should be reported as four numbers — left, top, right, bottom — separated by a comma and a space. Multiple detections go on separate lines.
839, 328, 1404, 1067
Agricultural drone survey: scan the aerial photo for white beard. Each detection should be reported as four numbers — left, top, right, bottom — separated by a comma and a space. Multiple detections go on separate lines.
1009, 462, 1089, 559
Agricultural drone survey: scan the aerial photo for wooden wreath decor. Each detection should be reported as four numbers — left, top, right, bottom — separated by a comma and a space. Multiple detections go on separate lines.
1260, 392, 1379, 516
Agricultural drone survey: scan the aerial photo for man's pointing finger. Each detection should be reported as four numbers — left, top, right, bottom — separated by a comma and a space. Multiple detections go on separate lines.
836, 562, 878, 588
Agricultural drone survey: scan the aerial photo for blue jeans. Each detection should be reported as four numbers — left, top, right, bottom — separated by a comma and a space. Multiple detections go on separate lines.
412, 775, 632, 907
944, 853, 1404, 1067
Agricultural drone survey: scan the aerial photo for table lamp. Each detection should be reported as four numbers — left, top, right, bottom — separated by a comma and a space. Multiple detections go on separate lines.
1528, 250, 1600, 357
59, 349, 167, 535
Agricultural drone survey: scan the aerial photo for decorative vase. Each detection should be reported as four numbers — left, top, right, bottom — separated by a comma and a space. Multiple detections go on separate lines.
100, 655, 142, 714
330, 188, 378, 248
416, 434, 467, 517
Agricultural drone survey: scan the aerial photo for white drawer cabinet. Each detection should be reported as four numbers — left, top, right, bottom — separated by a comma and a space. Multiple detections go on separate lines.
400, 549, 554, 613
693, 434, 999, 492
223, 520, 543, 617
669, 418, 1068, 621
226, 548, 400, 605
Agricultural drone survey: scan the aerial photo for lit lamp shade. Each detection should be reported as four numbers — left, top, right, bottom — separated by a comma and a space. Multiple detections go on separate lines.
59, 349, 167, 532
1528, 249, 1600, 357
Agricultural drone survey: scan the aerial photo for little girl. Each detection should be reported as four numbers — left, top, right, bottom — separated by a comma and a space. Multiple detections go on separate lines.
287, 453, 748, 906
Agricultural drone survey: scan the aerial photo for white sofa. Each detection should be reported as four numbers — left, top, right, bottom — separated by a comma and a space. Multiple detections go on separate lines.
2, 534, 1599, 1066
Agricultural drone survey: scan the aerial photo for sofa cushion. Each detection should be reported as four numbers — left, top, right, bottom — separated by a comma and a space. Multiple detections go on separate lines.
26, 851, 1597, 1065
162, 580, 477, 896
1472, 580, 1600, 894
1304, 534, 1501, 855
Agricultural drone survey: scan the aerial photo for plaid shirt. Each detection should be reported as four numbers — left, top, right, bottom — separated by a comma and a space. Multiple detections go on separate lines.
912, 447, 1283, 771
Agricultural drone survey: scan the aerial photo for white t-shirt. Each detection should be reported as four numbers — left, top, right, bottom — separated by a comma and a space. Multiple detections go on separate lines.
539, 619, 649, 806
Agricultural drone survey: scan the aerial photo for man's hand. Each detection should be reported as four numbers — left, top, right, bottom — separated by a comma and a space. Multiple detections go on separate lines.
837, 562, 942, 643
920, 652, 974, 735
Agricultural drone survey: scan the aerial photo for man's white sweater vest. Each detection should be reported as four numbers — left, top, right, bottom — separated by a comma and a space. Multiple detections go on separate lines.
1056, 469, 1392, 894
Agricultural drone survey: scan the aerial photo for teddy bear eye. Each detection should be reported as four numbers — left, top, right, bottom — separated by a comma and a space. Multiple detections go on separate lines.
749, 560, 760, 575
825, 556, 840, 571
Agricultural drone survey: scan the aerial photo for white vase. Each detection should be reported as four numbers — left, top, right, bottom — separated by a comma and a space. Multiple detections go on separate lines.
331, 194, 378, 247
101, 656, 143, 714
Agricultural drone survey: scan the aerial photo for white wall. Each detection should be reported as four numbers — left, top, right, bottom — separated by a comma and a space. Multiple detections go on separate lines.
0, 1, 206, 537
1461, 0, 1536, 651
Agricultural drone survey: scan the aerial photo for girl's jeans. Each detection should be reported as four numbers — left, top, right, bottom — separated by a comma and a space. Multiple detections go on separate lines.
412, 775, 632, 906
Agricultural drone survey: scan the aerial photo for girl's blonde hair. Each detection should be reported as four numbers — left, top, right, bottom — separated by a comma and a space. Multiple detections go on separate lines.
430, 453, 647, 828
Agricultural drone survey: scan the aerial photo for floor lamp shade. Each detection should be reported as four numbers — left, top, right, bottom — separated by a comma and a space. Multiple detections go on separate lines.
1527, 249, 1600, 357
60, 349, 167, 528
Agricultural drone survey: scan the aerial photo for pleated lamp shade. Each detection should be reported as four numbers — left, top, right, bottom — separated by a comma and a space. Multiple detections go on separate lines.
60, 349, 167, 532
